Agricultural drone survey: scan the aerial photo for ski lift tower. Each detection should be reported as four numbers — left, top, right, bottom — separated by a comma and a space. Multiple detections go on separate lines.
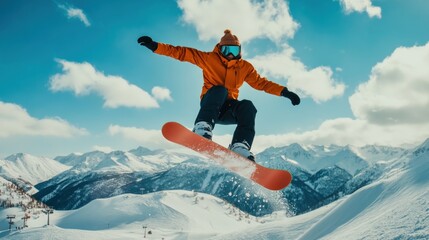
22, 213, 30, 228
42, 207, 54, 225
6, 215, 15, 231
142, 225, 148, 238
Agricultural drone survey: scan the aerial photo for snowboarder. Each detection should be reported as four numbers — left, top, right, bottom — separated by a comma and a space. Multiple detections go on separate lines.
138, 29, 300, 161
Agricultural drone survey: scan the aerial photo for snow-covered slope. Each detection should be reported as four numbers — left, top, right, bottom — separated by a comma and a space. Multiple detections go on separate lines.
1, 139, 428, 239
297, 139, 429, 240
0, 153, 70, 185
1, 191, 266, 239
56, 191, 261, 233
2, 141, 426, 239
3, 139, 427, 240
205, 139, 429, 239
0, 177, 35, 208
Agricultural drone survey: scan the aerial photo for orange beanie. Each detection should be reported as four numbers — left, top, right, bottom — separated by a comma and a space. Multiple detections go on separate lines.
219, 29, 240, 46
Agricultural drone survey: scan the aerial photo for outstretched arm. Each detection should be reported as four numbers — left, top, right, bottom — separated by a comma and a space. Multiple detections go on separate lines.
138, 35, 207, 66
245, 65, 300, 106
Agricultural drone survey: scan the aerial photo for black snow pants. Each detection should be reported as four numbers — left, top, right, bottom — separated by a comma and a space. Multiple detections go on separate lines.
194, 86, 257, 148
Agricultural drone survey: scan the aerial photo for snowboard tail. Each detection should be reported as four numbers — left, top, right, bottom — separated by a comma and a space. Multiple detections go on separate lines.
162, 122, 292, 190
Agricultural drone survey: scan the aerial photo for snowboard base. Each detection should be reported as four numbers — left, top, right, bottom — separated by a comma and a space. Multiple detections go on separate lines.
162, 122, 292, 190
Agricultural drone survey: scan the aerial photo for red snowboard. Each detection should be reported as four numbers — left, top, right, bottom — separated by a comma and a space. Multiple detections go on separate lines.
162, 122, 292, 190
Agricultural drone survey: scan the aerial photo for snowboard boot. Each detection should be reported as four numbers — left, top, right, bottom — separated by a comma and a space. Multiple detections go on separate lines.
193, 121, 213, 140
229, 142, 255, 162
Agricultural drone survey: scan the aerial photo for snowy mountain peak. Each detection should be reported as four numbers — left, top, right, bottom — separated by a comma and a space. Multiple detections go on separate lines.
68, 150, 122, 172
129, 146, 154, 156
288, 143, 305, 150
418, 137, 429, 148
281, 143, 313, 160
356, 144, 407, 162
90, 150, 146, 172
1, 153, 70, 185
306, 144, 344, 156
54, 153, 82, 166
5, 152, 29, 162
318, 148, 368, 175
56, 150, 108, 165
54, 148, 191, 176
259, 143, 369, 175
412, 137, 429, 157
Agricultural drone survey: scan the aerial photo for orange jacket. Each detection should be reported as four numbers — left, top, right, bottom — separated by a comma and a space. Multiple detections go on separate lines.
154, 43, 285, 100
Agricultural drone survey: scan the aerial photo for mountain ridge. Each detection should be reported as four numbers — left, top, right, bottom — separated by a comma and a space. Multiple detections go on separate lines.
26, 142, 411, 217
1, 138, 427, 239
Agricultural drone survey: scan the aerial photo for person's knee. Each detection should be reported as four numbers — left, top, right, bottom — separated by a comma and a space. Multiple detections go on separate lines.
236, 100, 257, 124
240, 100, 257, 115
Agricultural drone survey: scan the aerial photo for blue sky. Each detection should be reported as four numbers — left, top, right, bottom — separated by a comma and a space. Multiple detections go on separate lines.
1, 0, 429, 158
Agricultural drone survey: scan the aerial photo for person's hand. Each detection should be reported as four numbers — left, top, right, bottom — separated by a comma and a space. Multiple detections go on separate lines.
137, 36, 158, 52
281, 88, 300, 106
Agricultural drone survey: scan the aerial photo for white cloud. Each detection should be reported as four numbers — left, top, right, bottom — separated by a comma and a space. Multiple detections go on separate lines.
339, 0, 382, 18
250, 42, 429, 149
0, 101, 87, 138
152, 86, 173, 101
248, 45, 346, 102
252, 118, 429, 151
108, 125, 175, 150
92, 145, 114, 153
108, 124, 236, 153
58, 4, 91, 27
177, 0, 345, 103
177, 0, 299, 43
50, 59, 168, 109
349, 43, 429, 125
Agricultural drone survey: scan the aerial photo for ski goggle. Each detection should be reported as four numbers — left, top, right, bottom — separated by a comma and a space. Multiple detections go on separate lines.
220, 45, 241, 57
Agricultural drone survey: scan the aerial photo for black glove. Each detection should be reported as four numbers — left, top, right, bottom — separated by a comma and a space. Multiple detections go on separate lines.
137, 36, 158, 52
281, 88, 300, 106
